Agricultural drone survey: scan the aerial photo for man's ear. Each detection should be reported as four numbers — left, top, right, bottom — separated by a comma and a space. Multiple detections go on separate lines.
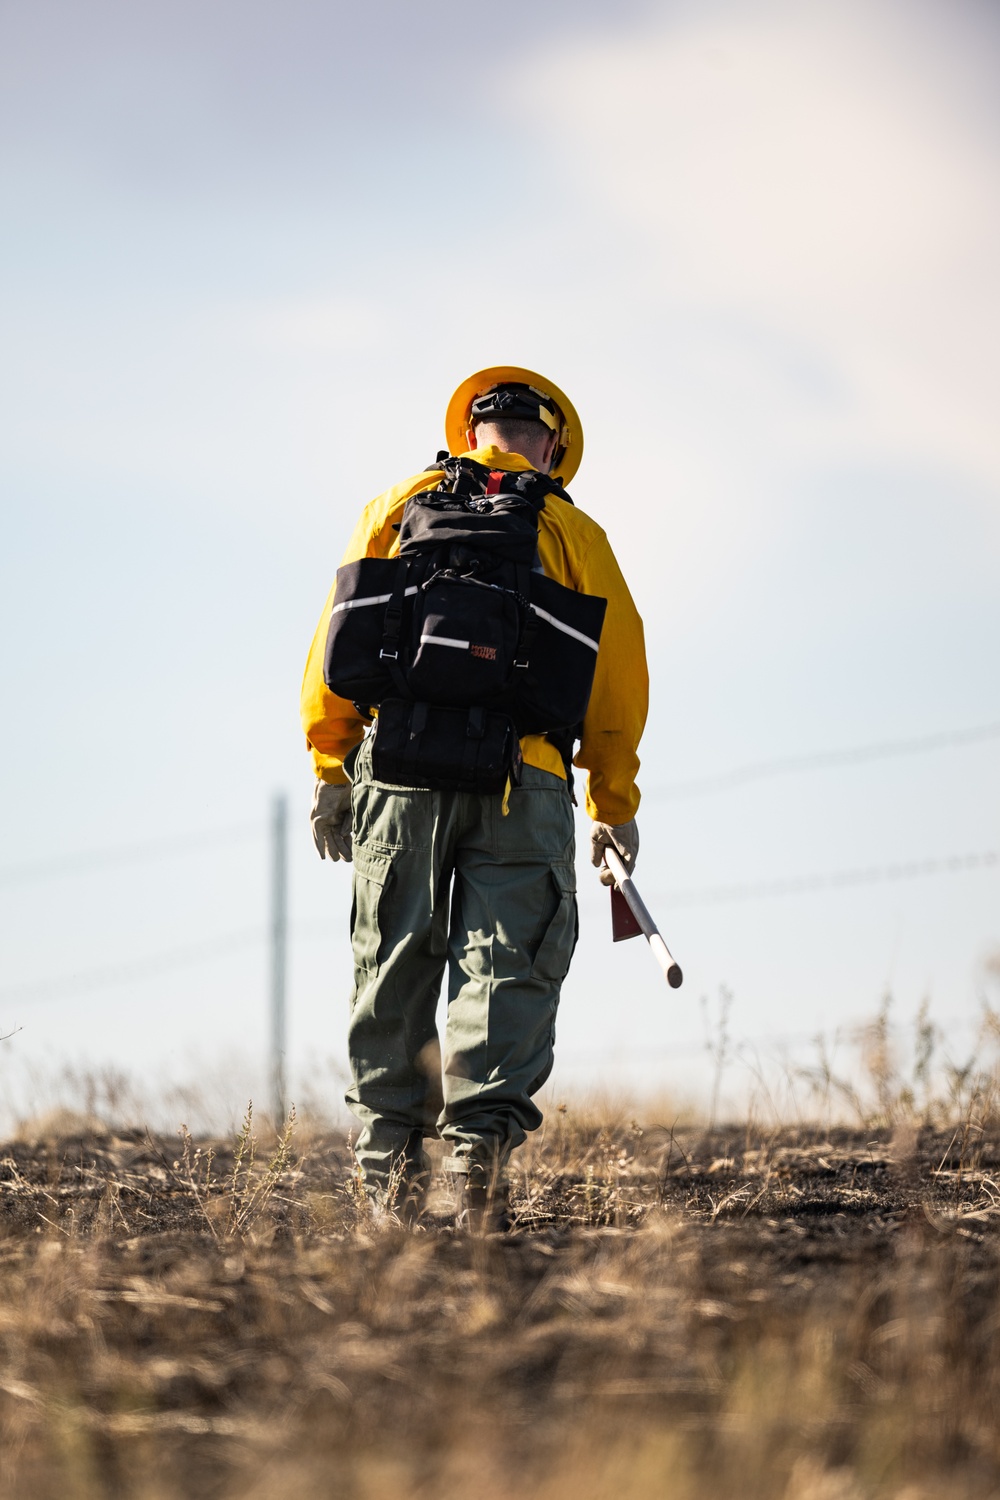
543, 428, 559, 471
466, 426, 478, 451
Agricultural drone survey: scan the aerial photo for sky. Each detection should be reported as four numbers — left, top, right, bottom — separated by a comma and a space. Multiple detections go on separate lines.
1, 0, 998, 1129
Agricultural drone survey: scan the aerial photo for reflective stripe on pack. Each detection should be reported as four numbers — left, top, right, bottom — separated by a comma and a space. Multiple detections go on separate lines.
332, 585, 419, 614
529, 603, 600, 652
419, 633, 471, 650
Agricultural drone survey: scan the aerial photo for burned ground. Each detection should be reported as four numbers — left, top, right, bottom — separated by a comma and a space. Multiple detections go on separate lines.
1, 1117, 999, 1499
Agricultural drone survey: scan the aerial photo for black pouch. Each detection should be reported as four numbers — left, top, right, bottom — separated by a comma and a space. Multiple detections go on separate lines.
323, 557, 402, 704
370, 699, 523, 795
405, 574, 522, 704
511, 573, 608, 735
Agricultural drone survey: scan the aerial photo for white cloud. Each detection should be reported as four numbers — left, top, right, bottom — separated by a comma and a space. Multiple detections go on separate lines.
514, 0, 1000, 496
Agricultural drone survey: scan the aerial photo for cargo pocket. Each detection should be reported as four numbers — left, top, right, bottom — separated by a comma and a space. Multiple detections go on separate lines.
529, 865, 579, 983
350, 843, 392, 979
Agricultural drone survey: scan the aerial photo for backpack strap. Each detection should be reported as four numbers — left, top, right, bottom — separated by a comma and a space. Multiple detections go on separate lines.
545, 723, 581, 805
511, 561, 538, 673
378, 564, 414, 701
427, 454, 575, 508
463, 706, 487, 782
404, 701, 429, 778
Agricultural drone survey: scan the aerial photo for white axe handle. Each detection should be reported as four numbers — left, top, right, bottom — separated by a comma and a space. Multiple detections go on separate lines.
604, 846, 683, 989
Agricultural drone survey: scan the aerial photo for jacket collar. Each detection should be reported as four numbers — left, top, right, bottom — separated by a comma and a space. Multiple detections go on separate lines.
457, 445, 538, 473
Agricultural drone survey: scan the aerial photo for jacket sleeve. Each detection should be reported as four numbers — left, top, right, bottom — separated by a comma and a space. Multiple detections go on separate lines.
573, 533, 648, 825
300, 579, 364, 786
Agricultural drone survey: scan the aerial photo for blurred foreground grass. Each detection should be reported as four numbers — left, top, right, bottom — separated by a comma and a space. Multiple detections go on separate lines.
1, 1102, 999, 1500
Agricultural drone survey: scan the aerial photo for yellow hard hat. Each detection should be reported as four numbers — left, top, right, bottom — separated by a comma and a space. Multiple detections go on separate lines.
445, 365, 584, 486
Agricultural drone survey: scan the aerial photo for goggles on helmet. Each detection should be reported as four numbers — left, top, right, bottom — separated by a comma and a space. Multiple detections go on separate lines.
469, 383, 560, 434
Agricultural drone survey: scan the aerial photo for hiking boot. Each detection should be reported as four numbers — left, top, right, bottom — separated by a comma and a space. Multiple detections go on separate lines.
361, 1160, 430, 1230
393, 1174, 428, 1228
445, 1156, 511, 1233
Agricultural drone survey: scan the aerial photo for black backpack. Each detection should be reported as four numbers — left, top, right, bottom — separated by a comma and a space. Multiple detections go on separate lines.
323, 456, 607, 793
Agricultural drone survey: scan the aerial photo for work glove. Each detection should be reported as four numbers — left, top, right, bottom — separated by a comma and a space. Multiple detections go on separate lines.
311, 781, 353, 862
590, 818, 639, 888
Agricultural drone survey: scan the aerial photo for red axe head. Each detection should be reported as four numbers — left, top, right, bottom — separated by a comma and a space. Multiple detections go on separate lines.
610, 884, 643, 942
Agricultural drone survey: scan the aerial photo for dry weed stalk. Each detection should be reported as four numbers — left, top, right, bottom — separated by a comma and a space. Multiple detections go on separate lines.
175, 1101, 297, 1243
226, 1102, 297, 1237
342, 1137, 414, 1229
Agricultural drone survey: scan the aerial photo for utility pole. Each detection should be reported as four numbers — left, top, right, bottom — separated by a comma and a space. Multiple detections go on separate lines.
270, 792, 288, 1128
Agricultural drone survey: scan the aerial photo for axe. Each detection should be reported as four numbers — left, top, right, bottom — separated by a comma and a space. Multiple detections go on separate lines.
604, 845, 683, 989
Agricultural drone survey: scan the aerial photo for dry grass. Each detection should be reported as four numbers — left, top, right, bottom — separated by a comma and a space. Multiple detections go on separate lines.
0, 1099, 999, 1500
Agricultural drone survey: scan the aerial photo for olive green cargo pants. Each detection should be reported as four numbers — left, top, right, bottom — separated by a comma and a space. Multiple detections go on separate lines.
344, 732, 578, 1195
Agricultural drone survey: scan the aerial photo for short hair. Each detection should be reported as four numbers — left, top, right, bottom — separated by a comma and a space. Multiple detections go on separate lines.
473, 416, 550, 449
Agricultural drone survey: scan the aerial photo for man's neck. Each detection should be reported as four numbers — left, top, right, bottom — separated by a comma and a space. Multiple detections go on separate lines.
464, 443, 536, 471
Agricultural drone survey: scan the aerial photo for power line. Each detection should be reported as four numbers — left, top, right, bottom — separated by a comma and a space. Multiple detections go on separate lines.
555, 1012, 988, 1065
5, 847, 998, 1008
0, 824, 263, 887
0, 928, 264, 1005
647, 718, 1000, 801
0, 917, 342, 1009
657, 849, 999, 909
2, 719, 996, 890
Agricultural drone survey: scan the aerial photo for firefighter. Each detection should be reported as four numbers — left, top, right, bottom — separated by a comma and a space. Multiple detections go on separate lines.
300, 366, 648, 1227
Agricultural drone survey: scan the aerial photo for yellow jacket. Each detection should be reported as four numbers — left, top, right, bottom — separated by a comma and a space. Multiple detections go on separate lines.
300, 446, 648, 824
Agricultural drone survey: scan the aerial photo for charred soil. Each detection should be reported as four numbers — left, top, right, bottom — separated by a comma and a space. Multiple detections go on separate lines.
1, 1118, 998, 1499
